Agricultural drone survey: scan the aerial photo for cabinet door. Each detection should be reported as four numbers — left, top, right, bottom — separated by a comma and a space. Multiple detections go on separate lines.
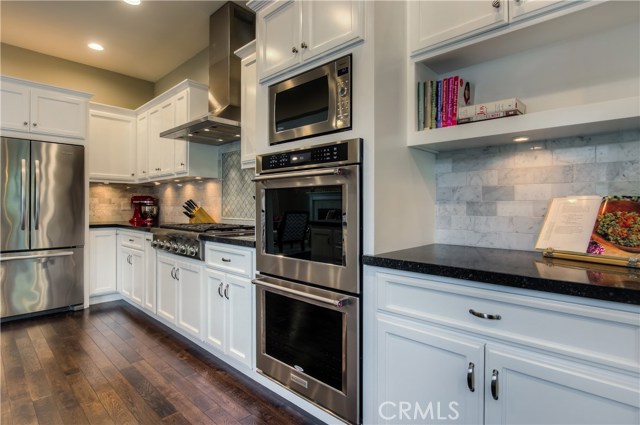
147, 106, 163, 178
158, 100, 176, 176
485, 345, 640, 425
89, 109, 136, 182
225, 274, 253, 368
240, 51, 257, 169
0, 80, 30, 133
89, 230, 117, 296
301, 0, 364, 61
177, 259, 203, 339
257, 0, 302, 79
30, 87, 87, 139
143, 238, 156, 313
173, 90, 189, 174
375, 316, 484, 425
409, 0, 508, 55
509, 0, 568, 22
157, 255, 178, 323
118, 247, 133, 299
136, 112, 149, 179
129, 249, 144, 306
205, 269, 226, 352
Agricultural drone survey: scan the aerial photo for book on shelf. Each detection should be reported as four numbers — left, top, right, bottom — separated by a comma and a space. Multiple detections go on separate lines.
456, 109, 523, 124
535, 195, 640, 268
458, 98, 526, 120
417, 77, 473, 130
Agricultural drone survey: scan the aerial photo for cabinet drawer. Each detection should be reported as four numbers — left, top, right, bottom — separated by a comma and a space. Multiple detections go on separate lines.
118, 231, 145, 250
376, 271, 640, 372
205, 244, 253, 277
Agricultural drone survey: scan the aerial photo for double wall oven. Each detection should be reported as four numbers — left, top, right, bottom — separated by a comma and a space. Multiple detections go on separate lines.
253, 138, 362, 425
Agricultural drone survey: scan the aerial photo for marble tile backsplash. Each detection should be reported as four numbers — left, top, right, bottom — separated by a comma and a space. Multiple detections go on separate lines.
435, 130, 640, 251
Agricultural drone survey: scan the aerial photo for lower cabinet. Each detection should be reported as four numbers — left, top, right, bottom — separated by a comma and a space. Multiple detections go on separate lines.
89, 229, 118, 296
156, 252, 203, 340
366, 267, 640, 425
117, 231, 145, 306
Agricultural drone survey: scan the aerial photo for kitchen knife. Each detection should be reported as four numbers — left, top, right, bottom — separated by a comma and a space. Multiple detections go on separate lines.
183, 211, 194, 219
187, 199, 198, 209
183, 203, 194, 213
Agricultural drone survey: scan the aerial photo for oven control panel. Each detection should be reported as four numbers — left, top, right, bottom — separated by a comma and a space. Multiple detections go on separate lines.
259, 139, 360, 173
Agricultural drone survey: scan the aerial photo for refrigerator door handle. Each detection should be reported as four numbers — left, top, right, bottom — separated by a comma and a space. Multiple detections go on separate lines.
34, 159, 40, 230
0, 251, 75, 262
20, 158, 27, 230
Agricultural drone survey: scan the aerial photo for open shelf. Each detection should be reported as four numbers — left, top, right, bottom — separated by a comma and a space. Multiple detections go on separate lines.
408, 97, 640, 153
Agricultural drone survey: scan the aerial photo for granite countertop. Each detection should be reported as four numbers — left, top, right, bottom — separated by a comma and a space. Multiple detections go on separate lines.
363, 244, 640, 305
89, 222, 256, 248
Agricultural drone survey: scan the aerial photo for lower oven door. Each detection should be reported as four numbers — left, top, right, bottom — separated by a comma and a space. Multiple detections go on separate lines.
253, 274, 360, 425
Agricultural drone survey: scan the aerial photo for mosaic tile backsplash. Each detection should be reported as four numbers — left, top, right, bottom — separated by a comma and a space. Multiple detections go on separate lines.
90, 147, 255, 224
435, 130, 640, 251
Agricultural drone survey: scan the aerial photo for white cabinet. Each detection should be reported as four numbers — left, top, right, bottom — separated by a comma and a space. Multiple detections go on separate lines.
88, 103, 136, 182
1, 76, 90, 141
235, 41, 257, 169
408, 0, 508, 54
147, 98, 175, 178
136, 113, 149, 178
204, 243, 254, 369
156, 252, 204, 340
256, 0, 364, 81
407, 1, 640, 152
89, 229, 118, 296
117, 231, 145, 306
143, 235, 156, 314
309, 226, 341, 261
365, 267, 640, 424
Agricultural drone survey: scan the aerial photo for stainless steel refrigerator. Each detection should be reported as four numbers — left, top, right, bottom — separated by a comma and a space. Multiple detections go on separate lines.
1, 137, 85, 319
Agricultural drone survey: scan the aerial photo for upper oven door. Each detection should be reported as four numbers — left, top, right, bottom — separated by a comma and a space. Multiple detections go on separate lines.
255, 164, 360, 294
268, 55, 351, 145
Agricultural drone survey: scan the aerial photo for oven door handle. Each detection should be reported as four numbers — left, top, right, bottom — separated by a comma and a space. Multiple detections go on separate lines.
252, 167, 348, 182
252, 277, 349, 308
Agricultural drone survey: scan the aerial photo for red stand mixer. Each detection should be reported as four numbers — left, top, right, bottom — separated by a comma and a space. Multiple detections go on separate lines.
129, 196, 159, 227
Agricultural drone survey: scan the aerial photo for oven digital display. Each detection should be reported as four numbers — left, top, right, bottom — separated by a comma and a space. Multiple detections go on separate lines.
261, 143, 349, 171
337, 66, 349, 76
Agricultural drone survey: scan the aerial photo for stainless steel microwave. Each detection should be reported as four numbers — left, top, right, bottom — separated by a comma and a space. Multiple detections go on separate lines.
269, 55, 352, 145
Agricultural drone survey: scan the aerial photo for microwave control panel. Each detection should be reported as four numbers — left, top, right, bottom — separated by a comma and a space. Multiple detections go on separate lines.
259, 139, 361, 173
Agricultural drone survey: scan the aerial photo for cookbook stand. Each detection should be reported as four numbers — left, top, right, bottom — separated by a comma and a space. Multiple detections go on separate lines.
535, 196, 640, 269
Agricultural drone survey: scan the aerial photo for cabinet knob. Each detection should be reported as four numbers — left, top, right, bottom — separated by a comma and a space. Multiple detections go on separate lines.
131, 173, 135, 176
142, 170, 146, 174
292, 46, 298, 54
180, 162, 185, 166
492, 0, 500, 8
23, 121, 28, 126
301, 42, 308, 49
32, 122, 38, 127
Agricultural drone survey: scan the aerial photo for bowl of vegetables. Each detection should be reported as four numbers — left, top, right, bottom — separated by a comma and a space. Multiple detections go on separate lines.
592, 198, 640, 253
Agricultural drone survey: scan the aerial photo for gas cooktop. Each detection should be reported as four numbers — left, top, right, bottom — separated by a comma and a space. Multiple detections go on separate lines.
159, 223, 255, 234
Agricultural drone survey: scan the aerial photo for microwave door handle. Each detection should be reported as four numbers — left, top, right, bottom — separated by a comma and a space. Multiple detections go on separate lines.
253, 167, 348, 182
252, 278, 349, 308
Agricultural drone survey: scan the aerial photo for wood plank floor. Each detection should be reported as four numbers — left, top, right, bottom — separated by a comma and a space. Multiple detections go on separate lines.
1, 301, 322, 425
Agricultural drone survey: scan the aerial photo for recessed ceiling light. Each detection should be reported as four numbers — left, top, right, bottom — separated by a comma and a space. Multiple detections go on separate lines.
513, 136, 529, 142
88, 43, 104, 51
123, 0, 141, 5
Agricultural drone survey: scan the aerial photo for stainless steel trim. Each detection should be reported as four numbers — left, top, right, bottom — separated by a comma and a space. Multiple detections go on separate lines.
34, 159, 40, 230
467, 362, 475, 392
491, 369, 499, 400
1, 251, 74, 262
253, 277, 349, 308
469, 308, 502, 320
20, 159, 26, 230
252, 167, 347, 182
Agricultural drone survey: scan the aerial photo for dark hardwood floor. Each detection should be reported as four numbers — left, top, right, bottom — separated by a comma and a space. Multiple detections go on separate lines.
1, 301, 322, 425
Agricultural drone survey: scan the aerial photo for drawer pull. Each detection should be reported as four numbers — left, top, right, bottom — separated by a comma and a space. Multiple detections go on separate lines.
129, 239, 135, 242
221, 258, 231, 263
467, 362, 475, 392
469, 309, 501, 320
491, 369, 499, 400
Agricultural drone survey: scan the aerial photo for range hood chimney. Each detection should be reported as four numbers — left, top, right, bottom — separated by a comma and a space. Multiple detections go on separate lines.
161, 2, 255, 145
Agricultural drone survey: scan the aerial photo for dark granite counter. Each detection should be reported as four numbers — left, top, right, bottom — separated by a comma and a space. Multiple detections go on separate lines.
363, 244, 640, 305
89, 223, 255, 248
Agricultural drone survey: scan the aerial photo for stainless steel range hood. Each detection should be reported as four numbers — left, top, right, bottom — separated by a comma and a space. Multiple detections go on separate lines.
160, 2, 255, 145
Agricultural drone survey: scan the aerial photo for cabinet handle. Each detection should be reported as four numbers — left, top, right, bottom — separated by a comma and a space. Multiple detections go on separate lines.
301, 42, 308, 49
467, 362, 475, 392
469, 309, 501, 320
175, 268, 180, 280
128, 254, 132, 264
129, 239, 134, 242
291, 46, 298, 54
224, 284, 229, 300
221, 258, 231, 263
492, 0, 500, 8
491, 369, 499, 400
171, 267, 176, 279
218, 282, 224, 297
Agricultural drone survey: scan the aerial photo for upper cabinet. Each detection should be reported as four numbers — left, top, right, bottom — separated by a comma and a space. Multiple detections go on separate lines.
255, 0, 364, 81
406, 0, 640, 152
1, 76, 91, 143
89, 103, 136, 182
235, 41, 257, 169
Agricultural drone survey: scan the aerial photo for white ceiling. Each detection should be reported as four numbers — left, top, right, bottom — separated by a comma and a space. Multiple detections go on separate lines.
0, 0, 238, 82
